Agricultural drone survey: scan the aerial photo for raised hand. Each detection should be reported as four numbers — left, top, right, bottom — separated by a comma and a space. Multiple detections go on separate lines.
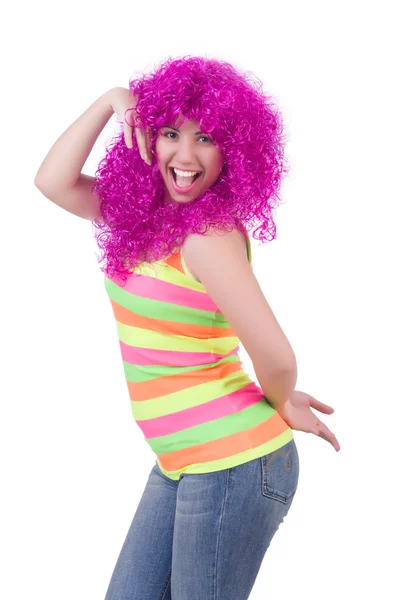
108, 87, 152, 165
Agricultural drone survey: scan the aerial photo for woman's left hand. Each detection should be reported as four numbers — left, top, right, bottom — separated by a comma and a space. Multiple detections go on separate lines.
276, 390, 341, 452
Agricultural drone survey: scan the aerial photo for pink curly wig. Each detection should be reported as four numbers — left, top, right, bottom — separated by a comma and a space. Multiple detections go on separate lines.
92, 55, 290, 285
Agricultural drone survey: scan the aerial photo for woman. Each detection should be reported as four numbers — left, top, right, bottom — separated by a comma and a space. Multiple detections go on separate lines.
34, 55, 340, 600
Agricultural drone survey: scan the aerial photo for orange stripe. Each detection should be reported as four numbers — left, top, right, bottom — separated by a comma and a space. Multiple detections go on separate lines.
158, 412, 289, 471
164, 251, 183, 272
109, 298, 237, 339
128, 359, 243, 401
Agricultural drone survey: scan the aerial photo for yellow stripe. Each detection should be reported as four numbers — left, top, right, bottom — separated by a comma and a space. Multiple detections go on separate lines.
180, 247, 198, 281
131, 370, 253, 419
135, 261, 206, 292
116, 321, 239, 354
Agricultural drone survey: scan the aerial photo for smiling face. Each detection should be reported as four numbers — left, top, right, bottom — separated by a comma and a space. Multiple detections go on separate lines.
155, 115, 224, 205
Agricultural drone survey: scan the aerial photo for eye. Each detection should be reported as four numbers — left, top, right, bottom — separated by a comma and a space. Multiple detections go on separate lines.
162, 131, 213, 143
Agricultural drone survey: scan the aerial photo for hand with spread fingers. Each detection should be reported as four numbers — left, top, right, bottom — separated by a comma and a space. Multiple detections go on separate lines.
277, 390, 340, 452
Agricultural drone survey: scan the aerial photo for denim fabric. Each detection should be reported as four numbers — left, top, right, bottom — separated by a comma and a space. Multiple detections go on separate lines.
105, 438, 299, 600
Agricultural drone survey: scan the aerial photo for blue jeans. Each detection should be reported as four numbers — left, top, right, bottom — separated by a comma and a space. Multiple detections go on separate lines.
105, 438, 299, 600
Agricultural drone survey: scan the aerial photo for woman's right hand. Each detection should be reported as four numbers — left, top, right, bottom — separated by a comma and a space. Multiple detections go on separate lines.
108, 87, 152, 165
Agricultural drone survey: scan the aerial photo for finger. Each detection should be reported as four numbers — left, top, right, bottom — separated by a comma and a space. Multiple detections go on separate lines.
135, 128, 150, 164
310, 397, 335, 415
145, 128, 152, 164
124, 120, 133, 149
124, 107, 135, 128
316, 422, 341, 452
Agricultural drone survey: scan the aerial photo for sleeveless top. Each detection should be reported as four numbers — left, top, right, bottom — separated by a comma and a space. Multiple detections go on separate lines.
104, 228, 293, 480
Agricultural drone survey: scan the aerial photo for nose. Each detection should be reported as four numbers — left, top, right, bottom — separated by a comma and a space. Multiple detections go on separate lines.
173, 136, 199, 169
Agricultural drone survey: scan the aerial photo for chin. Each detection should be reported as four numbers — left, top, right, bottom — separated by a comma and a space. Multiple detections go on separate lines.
164, 185, 203, 204
165, 195, 196, 205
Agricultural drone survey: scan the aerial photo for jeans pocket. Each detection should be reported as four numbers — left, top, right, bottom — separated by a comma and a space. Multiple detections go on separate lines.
261, 439, 299, 504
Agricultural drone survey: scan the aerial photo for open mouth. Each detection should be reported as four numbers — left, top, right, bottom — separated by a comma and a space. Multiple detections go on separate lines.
170, 168, 201, 183
169, 168, 203, 194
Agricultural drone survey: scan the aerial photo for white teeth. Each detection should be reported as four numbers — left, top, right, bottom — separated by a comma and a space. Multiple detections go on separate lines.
173, 168, 200, 177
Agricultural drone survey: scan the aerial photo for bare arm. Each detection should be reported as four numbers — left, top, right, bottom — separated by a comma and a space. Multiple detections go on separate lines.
182, 228, 297, 412
33, 88, 129, 221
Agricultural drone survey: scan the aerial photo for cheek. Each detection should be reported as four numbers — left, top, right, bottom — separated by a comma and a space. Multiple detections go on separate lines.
155, 148, 168, 174
212, 149, 223, 171
154, 138, 167, 163
209, 154, 223, 180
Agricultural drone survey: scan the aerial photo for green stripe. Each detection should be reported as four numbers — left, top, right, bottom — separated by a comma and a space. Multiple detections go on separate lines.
147, 398, 277, 455
246, 236, 252, 263
123, 353, 241, 382
104, 278, 231, 327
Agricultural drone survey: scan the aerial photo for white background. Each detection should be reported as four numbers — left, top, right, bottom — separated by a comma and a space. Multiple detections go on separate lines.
1, 0, 396, 598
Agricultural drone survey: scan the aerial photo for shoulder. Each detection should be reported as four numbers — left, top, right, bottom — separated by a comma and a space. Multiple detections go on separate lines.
183, 224, 248, 252
182, 226, 250, 283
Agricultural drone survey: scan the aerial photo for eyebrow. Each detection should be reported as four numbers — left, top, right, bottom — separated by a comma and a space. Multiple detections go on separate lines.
163, 125, 204, 135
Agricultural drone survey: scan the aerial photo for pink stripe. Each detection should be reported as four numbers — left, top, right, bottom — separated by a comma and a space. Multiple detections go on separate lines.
120, 341, 239, 366
136, 382, 264, 438
110, 272, 220, 313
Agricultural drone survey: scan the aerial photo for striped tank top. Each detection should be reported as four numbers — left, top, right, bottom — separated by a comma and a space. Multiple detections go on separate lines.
104, 228, 293, 480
